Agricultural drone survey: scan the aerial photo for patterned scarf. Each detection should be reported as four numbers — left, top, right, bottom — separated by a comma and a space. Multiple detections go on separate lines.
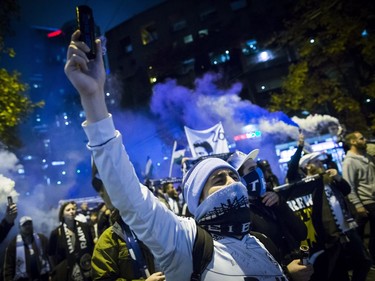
14, 233, 50, 279
195, 182, 251, 240
324, 184, 357, 232
61, 221, 91, 281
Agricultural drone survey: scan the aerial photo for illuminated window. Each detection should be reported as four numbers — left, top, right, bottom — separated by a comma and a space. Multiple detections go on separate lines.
242, 39, 258, 55
257, 51, 274, 62
141, 23, 158, 45
209, 50, 230, 65
198, 29, 209, 37
184, 34, 194, 44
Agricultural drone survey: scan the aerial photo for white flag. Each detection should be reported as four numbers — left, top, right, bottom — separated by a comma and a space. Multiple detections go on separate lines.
169, 141, 186, 177
184, 122, 229, 158
144, 156, 153, 180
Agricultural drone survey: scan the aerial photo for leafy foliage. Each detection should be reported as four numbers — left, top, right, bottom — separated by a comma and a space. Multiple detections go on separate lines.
268, 0, 375, 133
0, 0, 44, 148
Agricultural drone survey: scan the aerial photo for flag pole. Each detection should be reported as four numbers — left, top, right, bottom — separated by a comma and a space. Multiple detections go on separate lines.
169, 141, 177, 178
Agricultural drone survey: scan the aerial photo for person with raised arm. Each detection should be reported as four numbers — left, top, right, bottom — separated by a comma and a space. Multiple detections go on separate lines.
0, 202, 18, 244
65, 30, 287, 281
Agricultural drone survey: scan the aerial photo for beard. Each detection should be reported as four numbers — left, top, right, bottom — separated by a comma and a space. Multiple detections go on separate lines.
356, 143, 367, 153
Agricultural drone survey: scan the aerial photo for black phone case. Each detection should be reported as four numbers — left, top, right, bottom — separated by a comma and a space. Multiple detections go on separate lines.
76, 5, 96, 59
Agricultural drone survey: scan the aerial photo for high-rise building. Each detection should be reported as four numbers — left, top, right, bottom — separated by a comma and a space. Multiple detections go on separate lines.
13, 25, 91, 195
105, 0, 295, 108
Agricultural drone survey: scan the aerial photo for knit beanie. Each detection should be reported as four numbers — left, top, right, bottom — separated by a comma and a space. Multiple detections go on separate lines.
182, 157, 238, 217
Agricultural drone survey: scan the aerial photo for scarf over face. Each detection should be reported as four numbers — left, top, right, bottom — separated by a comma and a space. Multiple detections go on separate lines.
183, 158, 251, 239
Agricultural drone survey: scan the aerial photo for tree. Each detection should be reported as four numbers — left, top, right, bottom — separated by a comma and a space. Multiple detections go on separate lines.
267, 0, 375, 134
0, 0, 43, 148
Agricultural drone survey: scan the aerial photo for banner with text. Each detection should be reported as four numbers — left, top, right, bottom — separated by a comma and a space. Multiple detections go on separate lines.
287, 193, 316, 248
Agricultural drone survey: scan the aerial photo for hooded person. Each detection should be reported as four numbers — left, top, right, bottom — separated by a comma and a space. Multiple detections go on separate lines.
85, 128, 289, 280
182, 157, 253, 238
65, 29, 288, 280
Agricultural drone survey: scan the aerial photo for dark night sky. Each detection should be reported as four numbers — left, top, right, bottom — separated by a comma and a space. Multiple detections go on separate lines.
5, 0, 165, 71
16, 0, 164, 32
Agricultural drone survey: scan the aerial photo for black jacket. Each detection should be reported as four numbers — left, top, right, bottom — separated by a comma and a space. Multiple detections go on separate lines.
0, 218, 14, 244
310, 177, 351, 250
4, 233, 50, 281
249, 196, 307, 264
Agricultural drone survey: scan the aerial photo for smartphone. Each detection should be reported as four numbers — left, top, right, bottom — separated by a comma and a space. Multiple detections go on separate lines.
76, 5, 96, 59
7, 196, 13, 206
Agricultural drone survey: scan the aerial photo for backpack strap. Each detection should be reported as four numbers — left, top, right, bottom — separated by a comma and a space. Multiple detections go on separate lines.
121, 222, 151, 278
250, 231, 282, 263
191, 224, 214, 281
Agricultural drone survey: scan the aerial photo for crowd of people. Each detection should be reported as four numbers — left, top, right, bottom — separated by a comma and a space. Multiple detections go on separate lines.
1, 30, 375, 281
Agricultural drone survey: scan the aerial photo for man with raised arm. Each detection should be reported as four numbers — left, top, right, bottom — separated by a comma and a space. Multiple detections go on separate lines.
65, 30, 289, 281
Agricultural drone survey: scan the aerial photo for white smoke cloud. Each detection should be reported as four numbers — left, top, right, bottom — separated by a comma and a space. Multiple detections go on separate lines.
258, 118, 300, 139
148, 72, 345, 182
292, 114, 340, 134
0, 150, 23, 176
0, 174, 19, 207
0, 150, 21, 217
